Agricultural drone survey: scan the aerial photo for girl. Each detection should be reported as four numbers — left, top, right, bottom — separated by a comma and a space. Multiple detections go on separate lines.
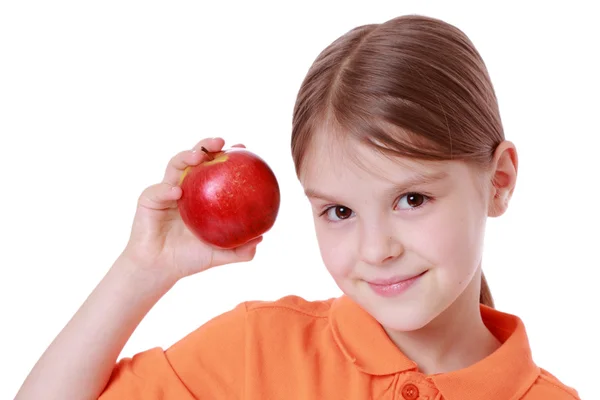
16, 14, 580, 400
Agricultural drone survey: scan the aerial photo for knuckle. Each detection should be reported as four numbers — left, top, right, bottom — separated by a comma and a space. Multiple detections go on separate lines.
137, 191, 151, 206
138, 184, 159, 203
170, 150, 191, 169
168, 153, 181, 166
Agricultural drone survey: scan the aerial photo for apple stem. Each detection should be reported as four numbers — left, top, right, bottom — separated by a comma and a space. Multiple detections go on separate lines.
200, 146, 214, 161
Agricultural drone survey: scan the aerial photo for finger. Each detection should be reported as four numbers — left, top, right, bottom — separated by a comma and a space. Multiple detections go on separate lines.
163, 138, 226, 185
192, 137, 225, 152
212, 236, 263, 266
137, 182, 182, 211
231, 143, 246, 148
162, 149, 203, 185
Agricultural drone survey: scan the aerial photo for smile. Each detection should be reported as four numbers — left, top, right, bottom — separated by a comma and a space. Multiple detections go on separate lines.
366, 270, 428, 297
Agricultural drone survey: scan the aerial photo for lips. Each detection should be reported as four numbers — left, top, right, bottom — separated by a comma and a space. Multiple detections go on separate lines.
366, 270, 428, 297
367, 270, 428, 286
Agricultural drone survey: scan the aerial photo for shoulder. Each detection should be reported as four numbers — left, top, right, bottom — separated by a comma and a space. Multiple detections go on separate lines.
175, 295, 336, 342
240, 295, 337, 345
175, 295, 335, 343
177, 294, 336, 342
242, 295, 335, 334
244, 294, 335, 317
524, 368, 580, 399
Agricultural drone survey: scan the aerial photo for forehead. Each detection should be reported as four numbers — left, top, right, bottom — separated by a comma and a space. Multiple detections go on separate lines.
299, 128, 448, 187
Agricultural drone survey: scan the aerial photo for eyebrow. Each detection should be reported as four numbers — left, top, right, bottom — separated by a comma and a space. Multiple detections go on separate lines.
304, 170, 449, 202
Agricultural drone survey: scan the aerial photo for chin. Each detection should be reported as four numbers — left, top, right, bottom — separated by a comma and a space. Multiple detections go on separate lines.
345, 285, 443, 332
371, 301, 440, 332
380, 314, 436, 332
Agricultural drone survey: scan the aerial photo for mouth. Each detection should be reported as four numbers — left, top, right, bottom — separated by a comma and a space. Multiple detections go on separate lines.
366, 270, 428, 297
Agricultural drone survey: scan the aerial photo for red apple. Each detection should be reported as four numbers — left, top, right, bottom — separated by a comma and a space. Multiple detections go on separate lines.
177, 147, 280, 249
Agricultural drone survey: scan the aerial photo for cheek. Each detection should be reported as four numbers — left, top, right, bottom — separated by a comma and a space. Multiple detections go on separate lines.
415, 203, 486, 274
314, 223, 357, 278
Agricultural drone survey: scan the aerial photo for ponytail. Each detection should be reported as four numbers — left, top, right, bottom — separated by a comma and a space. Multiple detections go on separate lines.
479, 272, 494, 308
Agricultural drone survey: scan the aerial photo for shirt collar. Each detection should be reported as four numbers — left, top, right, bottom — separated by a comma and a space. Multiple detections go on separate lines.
329, 295, 540, 400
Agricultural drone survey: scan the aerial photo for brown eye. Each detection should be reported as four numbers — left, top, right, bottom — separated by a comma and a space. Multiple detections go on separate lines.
335, 206, 352, 219
324, 206, 355, 221
397, 193, 428, 210
407, 193, 424, 207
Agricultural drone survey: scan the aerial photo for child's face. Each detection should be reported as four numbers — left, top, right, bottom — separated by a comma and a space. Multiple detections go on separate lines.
300, 132, 492, 332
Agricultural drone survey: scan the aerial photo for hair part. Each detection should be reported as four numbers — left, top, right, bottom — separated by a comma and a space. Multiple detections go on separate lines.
291, 14, 503, 308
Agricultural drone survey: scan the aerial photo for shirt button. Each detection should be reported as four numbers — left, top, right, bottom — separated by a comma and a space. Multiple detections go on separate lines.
401, 383, 420, 400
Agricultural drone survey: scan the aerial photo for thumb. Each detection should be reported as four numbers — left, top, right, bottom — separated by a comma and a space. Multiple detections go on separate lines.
211, 236, 263, 266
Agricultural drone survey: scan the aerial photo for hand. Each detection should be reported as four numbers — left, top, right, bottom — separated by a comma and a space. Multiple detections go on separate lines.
120, 137, 263, 285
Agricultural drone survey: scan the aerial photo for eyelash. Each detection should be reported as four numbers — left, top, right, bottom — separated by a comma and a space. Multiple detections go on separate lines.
319, 192, 432, 223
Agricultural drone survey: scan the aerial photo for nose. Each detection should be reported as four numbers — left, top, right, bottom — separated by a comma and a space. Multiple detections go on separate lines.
358, 218, 404, 266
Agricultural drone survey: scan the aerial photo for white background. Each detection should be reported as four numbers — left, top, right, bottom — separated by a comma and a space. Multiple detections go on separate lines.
1, 1, 598, 399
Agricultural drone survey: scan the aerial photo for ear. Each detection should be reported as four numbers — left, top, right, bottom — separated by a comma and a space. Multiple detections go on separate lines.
488, 141, 518, 217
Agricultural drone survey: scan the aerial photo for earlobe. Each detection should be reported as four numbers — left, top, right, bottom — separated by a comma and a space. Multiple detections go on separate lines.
488, 141, 518, 217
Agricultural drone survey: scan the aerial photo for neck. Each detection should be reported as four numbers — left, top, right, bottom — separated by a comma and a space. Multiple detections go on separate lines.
385, 269, 501, 375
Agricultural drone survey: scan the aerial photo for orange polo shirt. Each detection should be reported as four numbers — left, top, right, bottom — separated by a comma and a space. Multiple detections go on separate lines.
99, 295, 579, 399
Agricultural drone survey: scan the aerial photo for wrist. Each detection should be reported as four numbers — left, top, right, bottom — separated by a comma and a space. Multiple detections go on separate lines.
111, 252, 177, 298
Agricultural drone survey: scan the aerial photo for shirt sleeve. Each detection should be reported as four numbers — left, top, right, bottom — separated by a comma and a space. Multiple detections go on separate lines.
99, 302, 248, 399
